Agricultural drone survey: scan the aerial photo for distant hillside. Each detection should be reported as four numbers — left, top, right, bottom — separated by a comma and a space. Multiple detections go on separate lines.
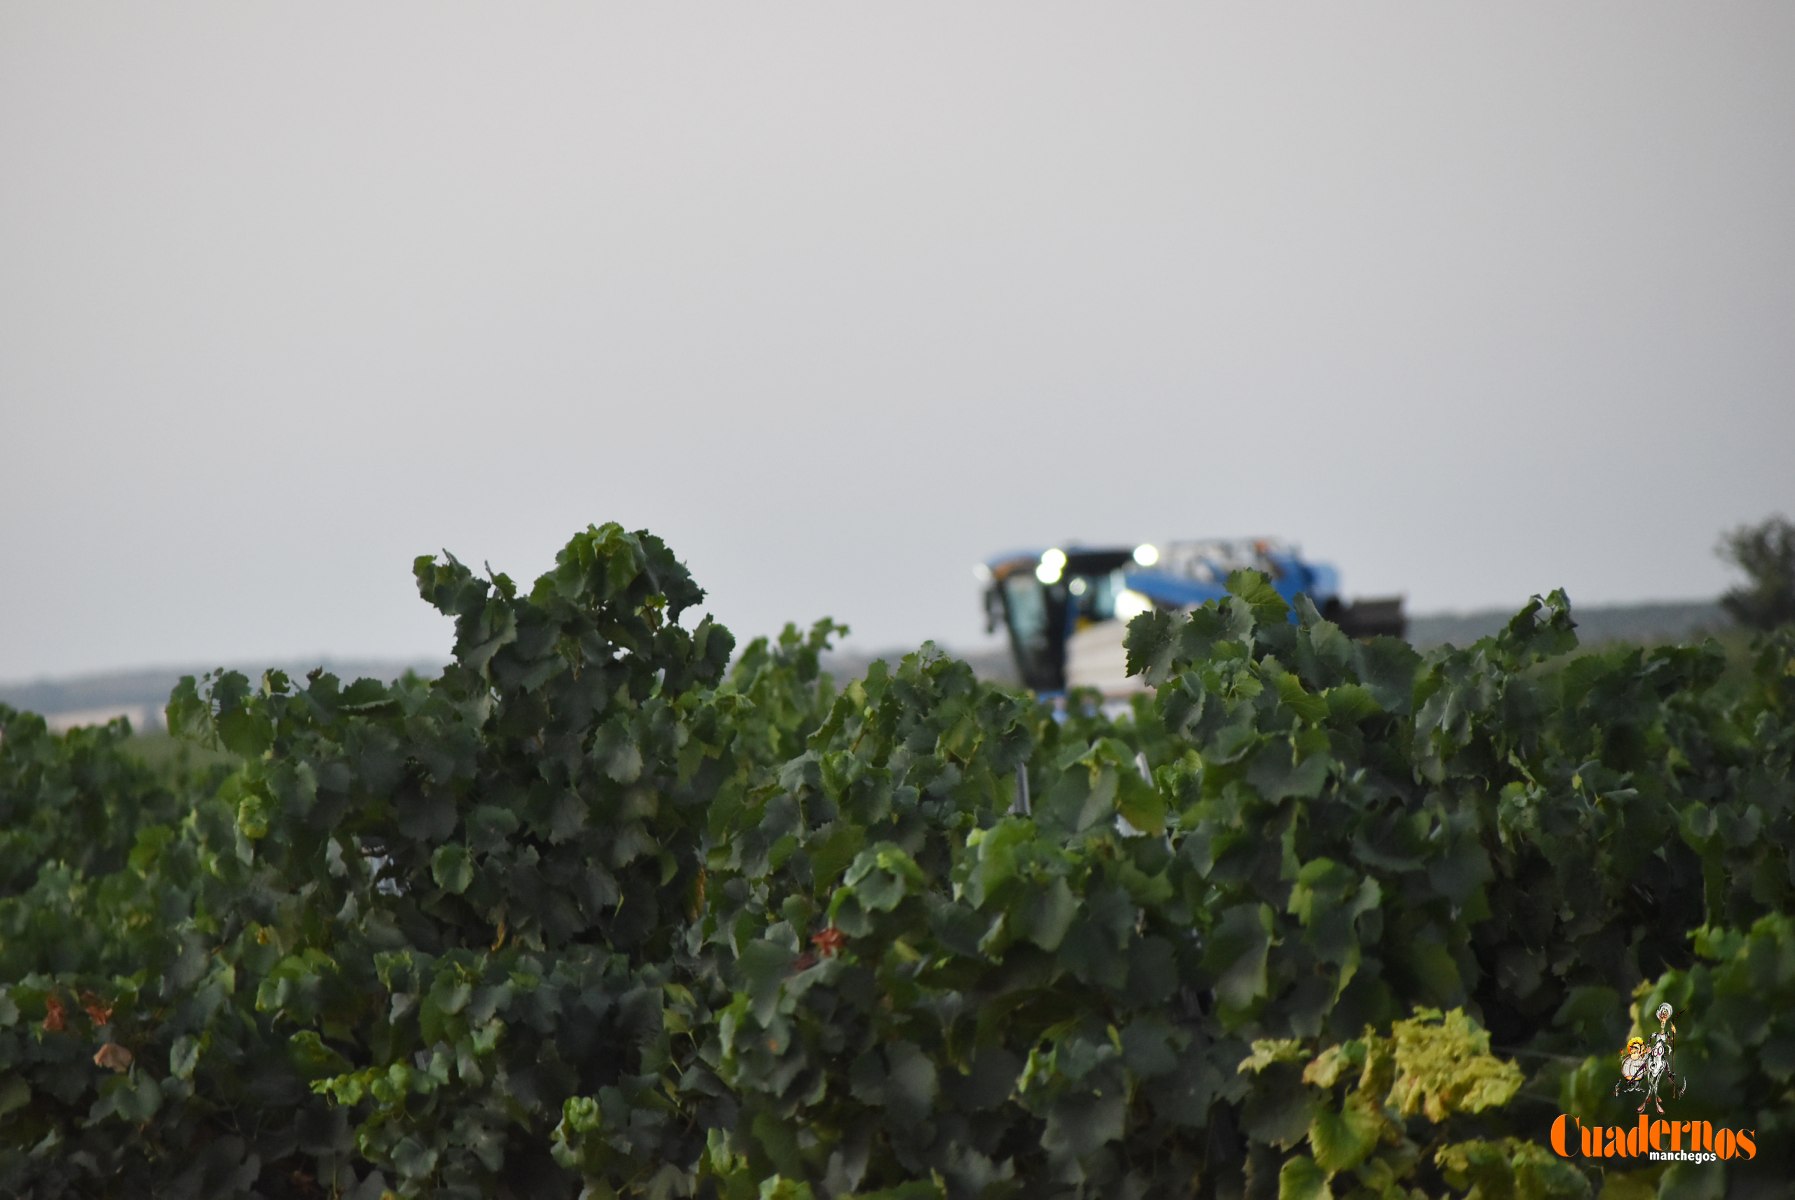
0, 600, 1735, 731
821, 644, 1020, 688
0, 658, 442, 733
1405, 599, 1729, 650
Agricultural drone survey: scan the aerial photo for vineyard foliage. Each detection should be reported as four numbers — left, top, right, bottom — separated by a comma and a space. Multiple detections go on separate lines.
3, 523, 1794, 1199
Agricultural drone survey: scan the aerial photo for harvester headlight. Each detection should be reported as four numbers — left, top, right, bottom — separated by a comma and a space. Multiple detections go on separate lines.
1132, 543, 1160, 567
1036, 548, 1067, 585
1114, 588, 1154, 622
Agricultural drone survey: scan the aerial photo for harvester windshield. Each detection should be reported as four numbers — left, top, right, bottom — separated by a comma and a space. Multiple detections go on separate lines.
983, 548, 1135, 693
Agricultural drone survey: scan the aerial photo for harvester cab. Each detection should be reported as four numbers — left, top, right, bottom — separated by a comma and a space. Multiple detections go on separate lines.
978, 539, 1405, 696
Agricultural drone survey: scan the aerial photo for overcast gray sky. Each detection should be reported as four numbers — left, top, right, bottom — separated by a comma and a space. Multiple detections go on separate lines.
4, 3, 1792, 683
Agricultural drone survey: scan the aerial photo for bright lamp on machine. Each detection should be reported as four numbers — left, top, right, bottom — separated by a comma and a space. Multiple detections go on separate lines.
1114, 588, 1154, 622
1035, 547, 1066, 585
1132, 543, 1160, 567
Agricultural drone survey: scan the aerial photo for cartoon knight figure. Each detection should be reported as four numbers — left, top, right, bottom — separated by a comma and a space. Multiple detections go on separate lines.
1615, 1002, 1687, 1113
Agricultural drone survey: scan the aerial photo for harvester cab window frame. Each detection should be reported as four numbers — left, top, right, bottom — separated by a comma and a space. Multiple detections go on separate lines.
987, 549, 1136, 694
